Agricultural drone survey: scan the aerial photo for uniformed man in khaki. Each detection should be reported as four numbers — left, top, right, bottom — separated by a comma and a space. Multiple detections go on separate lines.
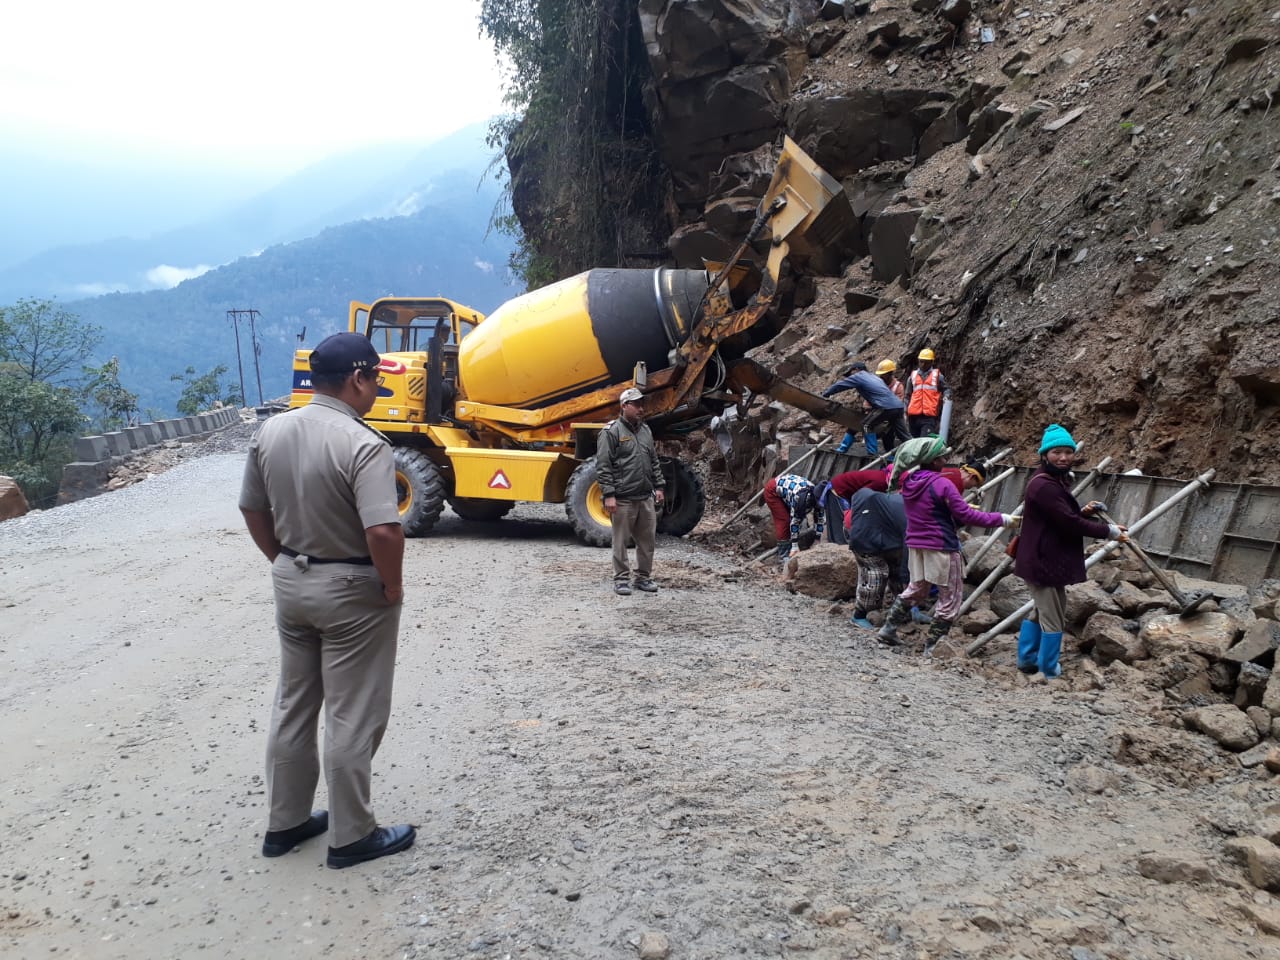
598, 386, 665, 595
239, 332, 415, 869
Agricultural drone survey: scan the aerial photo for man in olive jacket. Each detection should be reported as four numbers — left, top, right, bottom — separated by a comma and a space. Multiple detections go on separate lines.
597, 387, 666, 595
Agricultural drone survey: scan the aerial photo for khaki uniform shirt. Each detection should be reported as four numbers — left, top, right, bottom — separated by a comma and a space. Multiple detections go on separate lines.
239, 394, 400, 559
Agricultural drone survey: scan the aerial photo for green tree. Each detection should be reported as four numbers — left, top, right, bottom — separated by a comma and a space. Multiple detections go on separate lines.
0, 299, 109, 506
81, 356, 140, 432
0, 298, 102, 383
0, 364, 84, 505
171, 365, 243, 416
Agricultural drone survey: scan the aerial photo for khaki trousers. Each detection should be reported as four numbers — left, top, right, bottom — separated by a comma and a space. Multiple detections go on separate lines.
611, 497, 656, 582
266, 555, 401, 847
1027, 583, 1068, 634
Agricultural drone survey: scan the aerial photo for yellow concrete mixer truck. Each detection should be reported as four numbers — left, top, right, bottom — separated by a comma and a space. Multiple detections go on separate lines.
288, 137, 863, 545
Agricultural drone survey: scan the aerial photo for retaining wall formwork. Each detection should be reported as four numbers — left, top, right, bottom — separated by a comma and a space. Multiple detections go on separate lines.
792, 446, 1280, 586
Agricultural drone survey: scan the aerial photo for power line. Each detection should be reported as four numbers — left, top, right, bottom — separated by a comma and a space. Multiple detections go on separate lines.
227, 309, 264, 406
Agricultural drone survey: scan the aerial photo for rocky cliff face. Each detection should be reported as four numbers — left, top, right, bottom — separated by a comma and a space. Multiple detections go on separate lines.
512, 0, 1280, 487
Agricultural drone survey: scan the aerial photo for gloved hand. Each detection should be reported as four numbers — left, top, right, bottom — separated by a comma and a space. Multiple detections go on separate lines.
1002, 514, 1022, 529
788, 545, 801, 560
1107, 523, 1129, 541
1083, 500, 1108, 517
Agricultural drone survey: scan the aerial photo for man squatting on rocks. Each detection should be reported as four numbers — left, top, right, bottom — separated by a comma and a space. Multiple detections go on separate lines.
1015, 424, 1127, 678
821, 362, 911, 453
878, 437, 1020, 654
763, 473, 825, 566
598, 387, 665, 596
239, 332, 415, 869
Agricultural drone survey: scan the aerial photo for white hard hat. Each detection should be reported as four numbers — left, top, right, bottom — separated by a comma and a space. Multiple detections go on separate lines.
619, 387, 644, 403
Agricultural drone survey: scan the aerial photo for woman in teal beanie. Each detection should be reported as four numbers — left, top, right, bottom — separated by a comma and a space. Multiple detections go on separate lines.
1014, 424, 1126, 678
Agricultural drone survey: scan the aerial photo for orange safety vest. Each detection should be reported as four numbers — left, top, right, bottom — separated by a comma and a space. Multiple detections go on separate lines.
907, 368, 942, 416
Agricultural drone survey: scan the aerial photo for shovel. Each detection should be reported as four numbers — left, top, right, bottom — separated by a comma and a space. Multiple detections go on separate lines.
1095, 508, 1213, 618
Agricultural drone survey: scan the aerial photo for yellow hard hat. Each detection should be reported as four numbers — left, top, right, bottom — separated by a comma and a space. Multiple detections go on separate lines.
875, 359, 897, 375
918, 348, 936, 361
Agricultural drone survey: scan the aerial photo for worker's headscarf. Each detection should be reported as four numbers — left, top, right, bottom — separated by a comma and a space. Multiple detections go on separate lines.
887, 436, 951, 491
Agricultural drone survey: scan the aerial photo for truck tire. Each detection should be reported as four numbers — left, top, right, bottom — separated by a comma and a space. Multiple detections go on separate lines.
394, 448, 446, 536
564, 459, 613, 548
657, 458, 706, 537
448, 497, 514, 522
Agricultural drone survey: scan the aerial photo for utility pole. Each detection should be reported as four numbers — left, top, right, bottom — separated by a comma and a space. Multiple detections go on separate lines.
227, 308, 264, 406
226, 310, 247, 407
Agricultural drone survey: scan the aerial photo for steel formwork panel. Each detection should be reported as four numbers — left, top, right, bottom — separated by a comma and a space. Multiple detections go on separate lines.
789, 444, 1280, 585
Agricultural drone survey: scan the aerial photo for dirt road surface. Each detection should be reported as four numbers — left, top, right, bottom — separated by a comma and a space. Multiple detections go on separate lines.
2, 439, 1278, 959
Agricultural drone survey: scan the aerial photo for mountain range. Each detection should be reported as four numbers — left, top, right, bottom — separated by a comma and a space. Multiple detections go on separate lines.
3, 124, 522, 413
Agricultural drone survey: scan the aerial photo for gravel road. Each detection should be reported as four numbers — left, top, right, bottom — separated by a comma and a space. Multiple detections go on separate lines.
1, 434, 1277, 959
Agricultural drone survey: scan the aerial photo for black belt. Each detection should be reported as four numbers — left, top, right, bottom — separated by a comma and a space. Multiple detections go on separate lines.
280, 546, 373, 566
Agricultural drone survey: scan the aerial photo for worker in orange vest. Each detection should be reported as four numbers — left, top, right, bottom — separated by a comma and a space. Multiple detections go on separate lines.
904, 348, 951, 438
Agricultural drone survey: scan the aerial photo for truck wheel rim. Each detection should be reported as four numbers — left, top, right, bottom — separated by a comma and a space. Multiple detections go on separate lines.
396, 472, 413, 514
585, 481, 610, 528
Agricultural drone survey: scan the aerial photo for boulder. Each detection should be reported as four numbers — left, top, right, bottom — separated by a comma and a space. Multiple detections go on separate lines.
0, 476, 30, 521
959, 608, 999, 635
1248, 706, 1272, 735
1231, 837, 1280, 892
1249, 580, 1280, 619
1111, 580, 1166, 616
705, 196, 760, 240
1085, 612, 1146, 665
1185, 704, 1260, 752
961, 534, 1006, 583
789, 88, 954, 179
1136, 853, 1213, 884
1149, 652, 1211, 692
1262, 670, 1280, 715
1223, 619, 1280, 665
843, 286, 878, 314
1172, 572, 1248, 602
786, 542, 858, 601
966, 101, 1017, 152
1140, 612, 1239, 660
868, 206, 923, 281
1065, 580, 1122, 625
1236, 662, 1271, 708
991, 574, 1033, 619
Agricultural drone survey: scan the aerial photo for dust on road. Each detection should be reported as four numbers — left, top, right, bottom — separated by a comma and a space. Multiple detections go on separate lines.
1, 443, 1275, 959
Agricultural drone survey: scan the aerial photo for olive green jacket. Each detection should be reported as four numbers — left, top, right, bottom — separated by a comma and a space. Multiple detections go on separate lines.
596, 417, 664, 501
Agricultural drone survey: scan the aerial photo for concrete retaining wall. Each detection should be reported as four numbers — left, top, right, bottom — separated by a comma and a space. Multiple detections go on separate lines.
68, 407, 240, 465
58, 407, 243, 505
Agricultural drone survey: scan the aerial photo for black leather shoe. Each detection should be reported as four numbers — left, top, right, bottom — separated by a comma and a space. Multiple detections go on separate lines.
261, 810, 329, 857
326, 824, 416, 869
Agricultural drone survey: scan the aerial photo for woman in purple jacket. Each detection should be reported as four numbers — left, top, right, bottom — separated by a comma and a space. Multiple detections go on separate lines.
878, 437, 1018, 653
1014, 425, 1126, 678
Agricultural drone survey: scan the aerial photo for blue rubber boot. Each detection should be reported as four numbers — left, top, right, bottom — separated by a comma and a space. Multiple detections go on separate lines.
850, 614, 875, 629
864, 432, 878, 455
910, 606, 932, 624
1016, 620, 1041, 674
836, 431, 855, 454
1039, 632, 1063, 679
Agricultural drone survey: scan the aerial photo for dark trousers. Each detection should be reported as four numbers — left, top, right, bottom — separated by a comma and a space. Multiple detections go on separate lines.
863, 409, 911, 451
909, 414, 939, 438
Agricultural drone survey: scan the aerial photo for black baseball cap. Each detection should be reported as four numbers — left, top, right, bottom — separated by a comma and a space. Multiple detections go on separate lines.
310, 333, 381, 375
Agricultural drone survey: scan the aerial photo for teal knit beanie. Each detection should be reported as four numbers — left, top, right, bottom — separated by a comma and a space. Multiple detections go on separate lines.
1039, 423, 1077, 455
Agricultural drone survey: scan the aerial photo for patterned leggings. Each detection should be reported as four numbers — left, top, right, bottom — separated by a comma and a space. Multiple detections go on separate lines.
854, 553, 903, 612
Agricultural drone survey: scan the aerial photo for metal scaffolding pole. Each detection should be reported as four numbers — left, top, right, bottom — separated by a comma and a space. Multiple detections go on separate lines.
965, 468, 1217, 657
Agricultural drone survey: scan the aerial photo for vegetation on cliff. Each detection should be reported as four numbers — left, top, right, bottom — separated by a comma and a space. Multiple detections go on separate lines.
481, 0, 671, 287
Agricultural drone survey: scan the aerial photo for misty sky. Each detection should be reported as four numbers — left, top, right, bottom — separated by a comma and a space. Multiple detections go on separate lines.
1, 2, 507, 174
